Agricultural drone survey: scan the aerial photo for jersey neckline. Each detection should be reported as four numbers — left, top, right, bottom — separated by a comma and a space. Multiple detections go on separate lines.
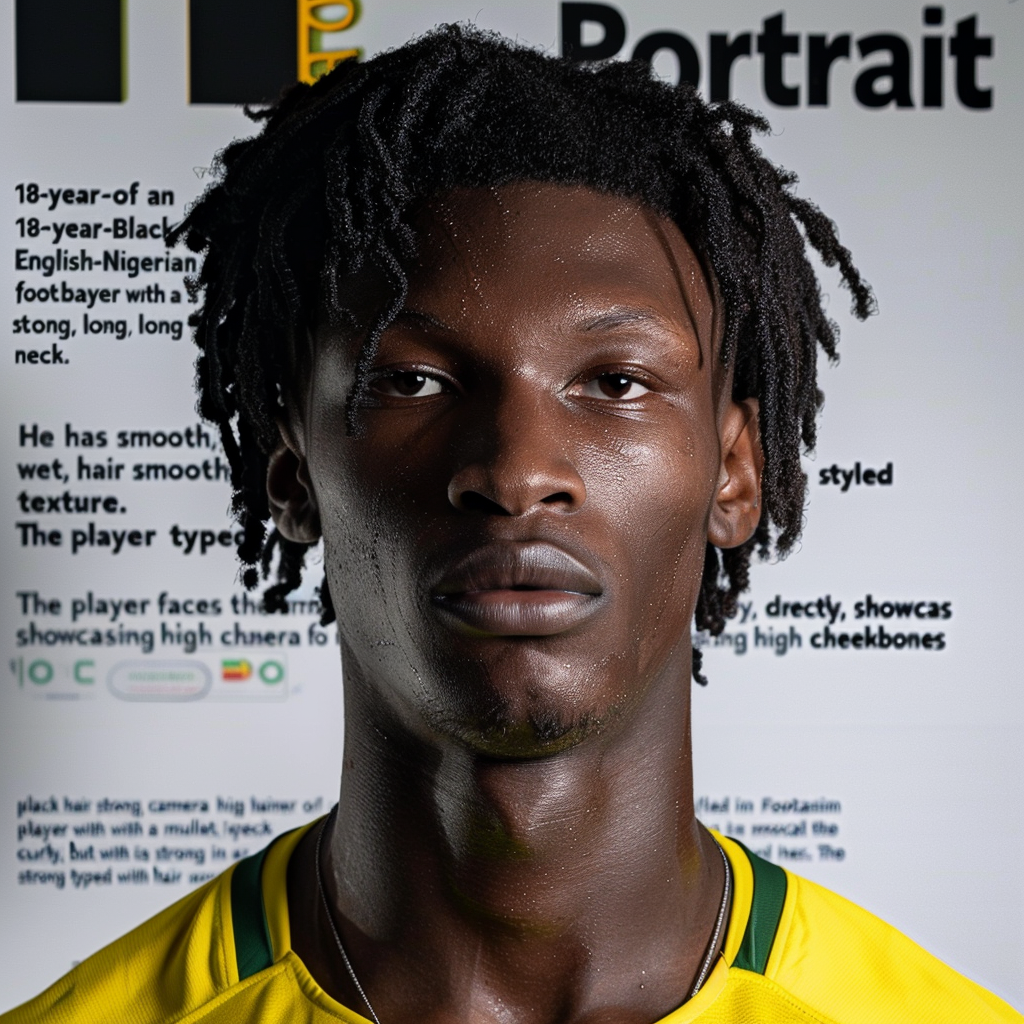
226, 819, 788, 1022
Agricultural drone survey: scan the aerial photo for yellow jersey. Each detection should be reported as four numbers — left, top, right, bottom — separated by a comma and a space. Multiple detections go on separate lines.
4, 825, 1020, 1023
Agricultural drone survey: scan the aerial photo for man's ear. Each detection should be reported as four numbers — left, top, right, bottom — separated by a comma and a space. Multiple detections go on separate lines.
707, 397, 763, 549
266, 431, 321, 544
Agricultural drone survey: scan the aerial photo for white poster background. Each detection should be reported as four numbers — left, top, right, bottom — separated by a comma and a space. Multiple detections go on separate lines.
1, 0, 1020, 1012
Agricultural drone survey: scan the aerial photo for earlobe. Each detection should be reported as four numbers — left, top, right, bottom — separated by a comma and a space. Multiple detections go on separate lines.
707, 398, 763, 550
267, 442, 321, 544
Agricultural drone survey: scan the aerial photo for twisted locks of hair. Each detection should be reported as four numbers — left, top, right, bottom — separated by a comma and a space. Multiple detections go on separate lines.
167, 24, 874, 685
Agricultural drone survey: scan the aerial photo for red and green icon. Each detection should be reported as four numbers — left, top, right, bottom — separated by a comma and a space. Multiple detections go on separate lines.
221, 659, 252, 681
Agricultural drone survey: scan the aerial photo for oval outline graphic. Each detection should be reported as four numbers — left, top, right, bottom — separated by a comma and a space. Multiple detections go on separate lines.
108, 660, 212, 702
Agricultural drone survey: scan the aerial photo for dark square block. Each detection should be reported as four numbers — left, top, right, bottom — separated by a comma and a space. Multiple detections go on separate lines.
189, 0, 297, 104
16, 0, 125, 103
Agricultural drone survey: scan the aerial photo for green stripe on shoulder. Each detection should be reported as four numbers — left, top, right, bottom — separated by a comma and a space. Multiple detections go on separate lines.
732, 840, 788, 975
230, 846, 274, 980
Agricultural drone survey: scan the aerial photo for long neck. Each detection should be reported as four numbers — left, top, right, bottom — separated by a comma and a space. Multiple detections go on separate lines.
315, 642, 725, 1024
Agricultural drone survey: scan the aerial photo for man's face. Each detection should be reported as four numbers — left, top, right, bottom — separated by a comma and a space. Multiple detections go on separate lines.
283, 183, 757, 757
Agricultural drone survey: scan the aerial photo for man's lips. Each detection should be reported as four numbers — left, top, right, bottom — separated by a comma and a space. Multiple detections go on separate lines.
430, 542, 603, 636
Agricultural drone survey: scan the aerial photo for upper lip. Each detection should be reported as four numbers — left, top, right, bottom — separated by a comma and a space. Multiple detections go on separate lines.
431, 541, 603, 597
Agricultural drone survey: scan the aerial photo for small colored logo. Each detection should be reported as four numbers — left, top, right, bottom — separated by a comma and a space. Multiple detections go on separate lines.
221, 659, 253, 682
258, 660, 285, 685
15, 1, 361, 105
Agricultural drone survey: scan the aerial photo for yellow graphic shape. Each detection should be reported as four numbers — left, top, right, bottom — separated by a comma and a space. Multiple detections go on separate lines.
298, 0, 360, 84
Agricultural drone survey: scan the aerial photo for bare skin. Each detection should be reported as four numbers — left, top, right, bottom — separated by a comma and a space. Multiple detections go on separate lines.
270, 183, 762, 1023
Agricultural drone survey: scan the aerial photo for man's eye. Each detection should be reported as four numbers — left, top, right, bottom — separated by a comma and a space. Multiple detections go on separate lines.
371, 371, 445, 398
578, 373, 650, 401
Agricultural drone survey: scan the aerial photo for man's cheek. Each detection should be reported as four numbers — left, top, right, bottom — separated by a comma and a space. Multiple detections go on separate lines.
625, 501, 707, 603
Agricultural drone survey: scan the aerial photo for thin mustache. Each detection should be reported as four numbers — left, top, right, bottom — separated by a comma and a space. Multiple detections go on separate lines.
431, 542, 603, 596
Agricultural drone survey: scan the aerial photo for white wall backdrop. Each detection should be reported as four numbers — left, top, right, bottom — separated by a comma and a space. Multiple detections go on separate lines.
1, 0, 1020, 1011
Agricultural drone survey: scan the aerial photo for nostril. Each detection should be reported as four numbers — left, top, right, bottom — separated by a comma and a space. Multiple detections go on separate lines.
448, 465, 586, 516
458, 491, 511, 515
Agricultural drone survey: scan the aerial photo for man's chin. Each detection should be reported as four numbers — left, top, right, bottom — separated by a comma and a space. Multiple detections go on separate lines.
445, 706, 617, 760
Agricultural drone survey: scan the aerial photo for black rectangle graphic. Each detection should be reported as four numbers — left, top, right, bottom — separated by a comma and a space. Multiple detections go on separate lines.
189, 0, 297, 104
16, 0, 125, 103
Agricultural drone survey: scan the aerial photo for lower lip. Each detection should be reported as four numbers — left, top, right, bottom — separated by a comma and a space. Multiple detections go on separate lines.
432, 589, 601, 636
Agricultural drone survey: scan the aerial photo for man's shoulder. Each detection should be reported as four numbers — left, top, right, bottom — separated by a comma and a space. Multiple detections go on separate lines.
762, 868, 1022, 1023
1, 868, 235, 1024
1, 822, 345, 1024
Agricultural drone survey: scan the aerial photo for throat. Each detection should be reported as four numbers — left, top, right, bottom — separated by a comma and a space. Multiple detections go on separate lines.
303, 657, 730, 1023
427, 741, 704, 940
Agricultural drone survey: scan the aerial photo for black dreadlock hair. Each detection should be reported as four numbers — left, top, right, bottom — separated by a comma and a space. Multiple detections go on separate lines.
168, 24, 874, 685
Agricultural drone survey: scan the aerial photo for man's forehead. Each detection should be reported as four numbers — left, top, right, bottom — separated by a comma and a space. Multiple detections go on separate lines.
415, 182, 694, 265
406, 182, 717, 349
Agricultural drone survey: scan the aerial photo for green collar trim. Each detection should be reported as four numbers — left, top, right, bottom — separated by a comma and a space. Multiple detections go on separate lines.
230, 845, 275, 980
732, 839, 788, 975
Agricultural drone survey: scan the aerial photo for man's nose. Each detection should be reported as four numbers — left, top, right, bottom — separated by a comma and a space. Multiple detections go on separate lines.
447, 391, 587, 516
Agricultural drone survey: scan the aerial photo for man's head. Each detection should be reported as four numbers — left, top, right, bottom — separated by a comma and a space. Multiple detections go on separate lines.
170, 24, 873, 703
266, 182, 761, 754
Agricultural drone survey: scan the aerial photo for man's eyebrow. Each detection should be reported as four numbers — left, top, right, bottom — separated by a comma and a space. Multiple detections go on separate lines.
579, 306, 693, 335
394, 307, 454, 332
395, 304, 698, 339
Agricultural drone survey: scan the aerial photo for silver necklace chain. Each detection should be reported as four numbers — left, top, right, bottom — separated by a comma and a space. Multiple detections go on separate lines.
314, 808, 732, 1023
687, 837, 732, 999
315, 809, 382, 1024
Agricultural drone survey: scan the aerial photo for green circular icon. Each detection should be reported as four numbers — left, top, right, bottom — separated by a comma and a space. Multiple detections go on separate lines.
259, 660, 285, 685
28, 659, 54, 685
